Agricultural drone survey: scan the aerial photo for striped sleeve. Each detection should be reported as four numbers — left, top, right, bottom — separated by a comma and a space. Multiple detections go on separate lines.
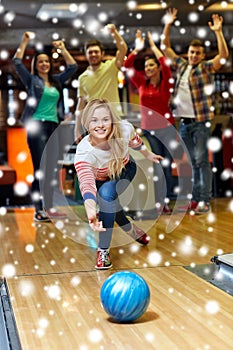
74, 161, 97, 202
121, 120, 144, 151
128, 133, 143, 150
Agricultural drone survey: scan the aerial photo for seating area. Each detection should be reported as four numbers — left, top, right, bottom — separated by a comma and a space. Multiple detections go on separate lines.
0, 164, 16, 205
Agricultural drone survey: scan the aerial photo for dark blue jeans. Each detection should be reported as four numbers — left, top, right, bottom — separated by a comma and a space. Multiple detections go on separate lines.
96, 158, 136, 249
143, 126, 177, 204
180, 120, 212, 202
27, 120, 59, 211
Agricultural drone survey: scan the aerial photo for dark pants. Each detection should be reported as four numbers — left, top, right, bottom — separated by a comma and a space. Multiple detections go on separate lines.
27, 120, 59, 211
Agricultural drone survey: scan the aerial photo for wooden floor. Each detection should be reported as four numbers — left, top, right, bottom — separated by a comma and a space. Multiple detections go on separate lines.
1, 198, 233, 350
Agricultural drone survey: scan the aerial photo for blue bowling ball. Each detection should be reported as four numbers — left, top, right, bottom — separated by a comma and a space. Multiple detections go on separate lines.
100, 271, 150, 322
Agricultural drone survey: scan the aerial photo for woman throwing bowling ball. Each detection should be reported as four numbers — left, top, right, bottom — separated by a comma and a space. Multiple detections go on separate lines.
74, 98, 163, 269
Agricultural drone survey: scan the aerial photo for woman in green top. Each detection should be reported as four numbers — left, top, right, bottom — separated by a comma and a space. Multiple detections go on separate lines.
13, 32, 78, 221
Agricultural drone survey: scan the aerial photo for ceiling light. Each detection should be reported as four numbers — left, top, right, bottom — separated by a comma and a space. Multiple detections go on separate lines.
136, 4, 167, 10
205, 2, 233, 11
36, 4, 81, 19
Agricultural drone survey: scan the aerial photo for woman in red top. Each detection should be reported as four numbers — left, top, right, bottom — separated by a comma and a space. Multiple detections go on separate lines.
124, 30, 176, 214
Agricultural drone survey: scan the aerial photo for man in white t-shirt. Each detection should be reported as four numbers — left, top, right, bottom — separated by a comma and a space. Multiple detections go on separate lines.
161, 8, 229, 214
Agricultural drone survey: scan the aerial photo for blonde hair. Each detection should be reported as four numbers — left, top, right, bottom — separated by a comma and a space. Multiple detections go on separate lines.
81, 99, 125, 179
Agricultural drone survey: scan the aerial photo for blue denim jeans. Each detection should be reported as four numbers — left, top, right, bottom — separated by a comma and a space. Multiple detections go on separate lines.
143, 126, 177, 203
96, 158, 136, 249
179, 120, 212, 203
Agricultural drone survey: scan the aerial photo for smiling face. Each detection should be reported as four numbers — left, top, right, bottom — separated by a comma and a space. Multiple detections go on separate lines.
144, 58, 160, 79
35, 54, 51, 76
86, 45, 104, 67
187, 45, 205, 66
88, 106, 113, 146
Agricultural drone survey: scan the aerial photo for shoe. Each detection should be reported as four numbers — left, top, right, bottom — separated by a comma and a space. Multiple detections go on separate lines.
34, 210, 51, 222
176, 200, 198, 212
162, 204, 172, 215
46, 208, 67, 220
195, 201, 211, 214
129, 224, 150, 245
95, 249, 112, 270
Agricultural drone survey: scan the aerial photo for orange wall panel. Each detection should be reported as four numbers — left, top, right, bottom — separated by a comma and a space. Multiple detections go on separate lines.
7, 128, 33, 184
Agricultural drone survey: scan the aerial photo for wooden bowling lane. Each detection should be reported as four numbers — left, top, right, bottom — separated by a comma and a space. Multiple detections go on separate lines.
1, 198, 233, 349
6, 267, 233, 350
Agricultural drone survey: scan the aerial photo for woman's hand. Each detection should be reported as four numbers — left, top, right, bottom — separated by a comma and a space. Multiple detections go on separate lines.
147, 31, 155, 49
23, 31, 35, 41
53, 39, 76, 65
88, 218, 106, 232
84, 199, 106, 232
14, 31, 35, 59
134, 29, 145, 52
145, 151, 164, 163
53, 40, 65, 51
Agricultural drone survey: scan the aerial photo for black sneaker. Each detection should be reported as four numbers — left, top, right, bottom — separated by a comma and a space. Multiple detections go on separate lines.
34, 210, 51, 222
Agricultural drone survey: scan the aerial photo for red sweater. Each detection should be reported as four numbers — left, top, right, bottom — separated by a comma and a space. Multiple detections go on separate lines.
124, 53, 174, 130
